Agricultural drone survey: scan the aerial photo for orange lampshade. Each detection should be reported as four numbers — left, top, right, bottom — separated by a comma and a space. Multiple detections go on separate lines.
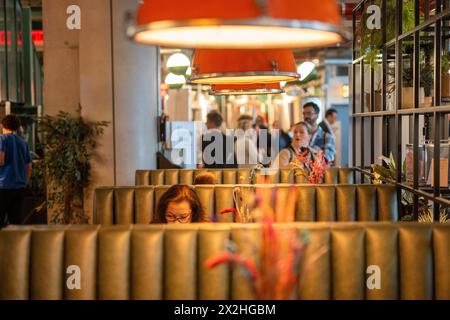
128, 0, 346, 49
210, 83, 284, 95
190, 49, 299, 84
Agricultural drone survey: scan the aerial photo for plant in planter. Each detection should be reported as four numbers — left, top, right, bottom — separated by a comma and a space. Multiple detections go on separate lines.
361, 0, 414, 68
371, 153, 431, 220
441, 52, 450, 101
401, 48, 434, 108
360, 1, 414, 110
360, 0, 383, 69
34, 109, 109, 224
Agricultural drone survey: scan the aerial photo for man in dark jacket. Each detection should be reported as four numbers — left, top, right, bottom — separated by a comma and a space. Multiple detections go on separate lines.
200, 111, 236, 168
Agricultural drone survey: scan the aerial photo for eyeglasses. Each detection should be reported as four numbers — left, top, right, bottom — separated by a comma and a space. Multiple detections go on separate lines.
302, 111, 317, 117
165, 211, 192, 223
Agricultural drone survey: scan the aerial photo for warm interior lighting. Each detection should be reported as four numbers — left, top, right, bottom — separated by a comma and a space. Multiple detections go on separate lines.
341, 84, 349, 98
190, 49, 299, 84
297, 61, 316, 81
164, 73, 186, 89
166, 52, 191, 75
129, 0, 346, 49
210, 83, 284, 96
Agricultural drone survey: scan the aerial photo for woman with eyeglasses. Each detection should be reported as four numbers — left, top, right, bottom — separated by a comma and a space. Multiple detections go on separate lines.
153, 185, 206, 224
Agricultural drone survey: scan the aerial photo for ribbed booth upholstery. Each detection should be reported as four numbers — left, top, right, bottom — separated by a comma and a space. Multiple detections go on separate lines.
94, 184, 398, 224
135, 168, 355, 186
0, 223, 448, 300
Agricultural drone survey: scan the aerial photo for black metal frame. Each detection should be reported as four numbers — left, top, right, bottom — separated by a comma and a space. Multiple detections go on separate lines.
352, 0, 450, 220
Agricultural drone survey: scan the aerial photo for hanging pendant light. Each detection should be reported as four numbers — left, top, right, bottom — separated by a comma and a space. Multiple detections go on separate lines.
210, 83, 284, 96
189, 49, 299, 85
166, 52, 191, 75
128, 0, 347, 49
165, 73, 186, 89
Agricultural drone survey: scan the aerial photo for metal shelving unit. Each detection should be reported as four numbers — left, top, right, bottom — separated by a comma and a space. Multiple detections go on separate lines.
352, 0, 450, 220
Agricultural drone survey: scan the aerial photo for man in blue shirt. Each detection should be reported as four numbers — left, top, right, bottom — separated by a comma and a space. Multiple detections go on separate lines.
302, 102, 336, 163
0, 115, 32, 227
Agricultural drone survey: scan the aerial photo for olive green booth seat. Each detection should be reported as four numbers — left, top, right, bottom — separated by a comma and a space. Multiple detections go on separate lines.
0, 223, 448, 300
135, 168, 356, 186
94, 184, 398, 225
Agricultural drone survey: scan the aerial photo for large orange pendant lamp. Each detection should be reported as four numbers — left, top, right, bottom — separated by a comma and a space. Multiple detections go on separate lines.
128, 0, 346, 49
189, 49, 299, 84
210, 83, 284, 96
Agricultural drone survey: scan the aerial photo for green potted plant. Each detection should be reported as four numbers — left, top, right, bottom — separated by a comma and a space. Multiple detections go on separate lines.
360, 1, 415, 110
371, 153, 448, 222
34, 109, 109, 224
441, 52, 450, 101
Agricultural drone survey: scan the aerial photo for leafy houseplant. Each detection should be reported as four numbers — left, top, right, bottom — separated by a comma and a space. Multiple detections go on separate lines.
371, 153, 448, 222
35, 110, 109, 224
441, 52, 450, 100
360, 0, 415, 69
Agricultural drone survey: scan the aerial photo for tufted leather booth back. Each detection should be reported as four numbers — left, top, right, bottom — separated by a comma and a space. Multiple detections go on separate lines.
0, 223, 448, 300
94, 184, 398, 224
135, 168, 356, 186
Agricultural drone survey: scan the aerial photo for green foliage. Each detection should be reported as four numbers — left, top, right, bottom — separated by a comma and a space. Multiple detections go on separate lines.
441, 52, 450, 74
360, 0, 415, 69
371, 153, 435, 221
402, 0, 415, 34
360, 0, 383, 69
34, 110, 109, 224
371, 152, 402, 183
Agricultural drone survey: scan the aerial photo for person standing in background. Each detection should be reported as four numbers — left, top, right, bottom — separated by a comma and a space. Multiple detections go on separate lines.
324, 108, 338, 130
324, 108, 341, 166
271, 120, 292, 151
200, 111, 236, 168
0, 115, 32, 227
235, 115, 259, 168
254, 115, 272, 166
302, 102, 336, 163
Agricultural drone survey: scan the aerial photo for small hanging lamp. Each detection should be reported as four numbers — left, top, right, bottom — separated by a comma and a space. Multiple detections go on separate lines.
189, 49, 299, 85
210, 83, 284, 96
166, 52, 191, 75
128, 0, 347, 49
